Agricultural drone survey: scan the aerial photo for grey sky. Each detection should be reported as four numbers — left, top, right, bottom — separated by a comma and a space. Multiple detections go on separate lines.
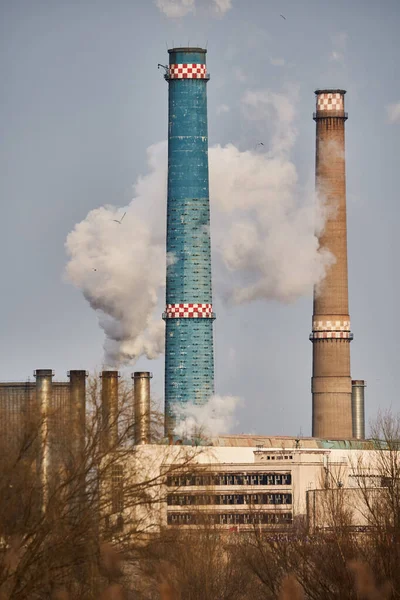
1, 0, 399, 436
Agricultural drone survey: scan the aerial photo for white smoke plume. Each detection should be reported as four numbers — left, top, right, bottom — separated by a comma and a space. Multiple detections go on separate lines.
155, 0, 195, 18
65, 142, 167, 367
173, 395, 241, 438
386, 103, 400, 124
212, 0, 232, 15
210, 87, 334, 304
155, 0, 232, 18
65, 87, 333, 365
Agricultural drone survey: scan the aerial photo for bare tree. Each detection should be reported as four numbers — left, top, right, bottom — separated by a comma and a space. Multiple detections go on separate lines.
130, 523, 257, 600
0, 374, 199, 599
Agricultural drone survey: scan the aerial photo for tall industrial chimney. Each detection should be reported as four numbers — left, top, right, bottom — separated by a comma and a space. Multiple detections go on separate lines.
101, 371, 119, 451
310, 90, 353, 439
68, 370, 87, 466
35, 369, 53, 511
162, 48, 215, 435
132, 371, 152, 445
351, 380, 366, 440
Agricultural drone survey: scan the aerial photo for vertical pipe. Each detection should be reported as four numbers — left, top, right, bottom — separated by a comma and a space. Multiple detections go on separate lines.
132, 372, 152, 444
68, 370, 87, 466
162, 48, 215, 435
351, 380, 366, 440
35, 369, 53, 512
101, 371, 119, 451
310, 90, 353, 439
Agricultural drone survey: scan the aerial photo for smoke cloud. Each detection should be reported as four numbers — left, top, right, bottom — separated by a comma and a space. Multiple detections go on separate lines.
386, 103, 400, 124
65, 87, 333, 365
210, 87, 333, 304
65, 142, 167, 367
155, 0, 232, 18
173, 395, 241, 438
212, 0, 232, 15
155, 0, 195, 18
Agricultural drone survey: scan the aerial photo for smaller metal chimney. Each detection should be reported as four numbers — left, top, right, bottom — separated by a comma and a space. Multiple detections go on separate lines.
101, 371, 119, 452
132, 372, 152, 445
352, 380, 366, 440
68, 370, 87, 466
34, 369, 53, 512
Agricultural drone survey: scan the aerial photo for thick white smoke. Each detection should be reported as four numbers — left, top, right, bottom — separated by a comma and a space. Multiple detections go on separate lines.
155, 0, 232, 18
212, 0, 232, 14
65, 143, 167, 367
65, 87, 333, 366
173, 395, 241, 438
210, 88, 334, 304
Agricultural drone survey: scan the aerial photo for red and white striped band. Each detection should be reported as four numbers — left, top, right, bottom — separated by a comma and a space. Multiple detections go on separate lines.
169, 64, 207, 79
164, 303, 213, 318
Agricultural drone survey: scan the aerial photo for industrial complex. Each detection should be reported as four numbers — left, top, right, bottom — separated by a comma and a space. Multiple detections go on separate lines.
1, 48, 384, 534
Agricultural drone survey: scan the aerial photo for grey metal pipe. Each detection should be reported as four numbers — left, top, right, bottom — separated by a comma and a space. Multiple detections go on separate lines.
352, 380, 366, 440
101, 371, 119, 451
35, 369, 53, 512
132, 372, 152, 444
68, 370, 87, 466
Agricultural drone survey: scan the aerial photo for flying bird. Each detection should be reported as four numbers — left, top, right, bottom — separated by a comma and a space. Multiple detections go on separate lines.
113, 212, 126, 225
280, 14, 286, 20
255, 142, 265, 149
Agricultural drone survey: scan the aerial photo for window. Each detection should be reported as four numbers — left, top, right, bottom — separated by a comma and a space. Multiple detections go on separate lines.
111, 464, 124, 514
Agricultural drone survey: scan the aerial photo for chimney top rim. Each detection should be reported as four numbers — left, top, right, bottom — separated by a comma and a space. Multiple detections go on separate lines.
132, 371, 153, 378
100, 370, 120, 378
168, 47, 206, 54
315, 88, 346, 95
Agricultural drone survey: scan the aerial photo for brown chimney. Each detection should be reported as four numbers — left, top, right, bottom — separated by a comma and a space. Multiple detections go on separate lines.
34, 369, 53, 511
101, 371, 119, 451
68, 370, 87, 465
132, 372, 152, 445
310, 90, 353, 439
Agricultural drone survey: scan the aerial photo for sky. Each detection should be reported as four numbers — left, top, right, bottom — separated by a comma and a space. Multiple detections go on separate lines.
1, 0, 399, 437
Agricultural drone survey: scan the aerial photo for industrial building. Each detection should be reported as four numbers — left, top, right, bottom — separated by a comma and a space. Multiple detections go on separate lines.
111, 438, 388, 532
0, 368, 378, 533
0, 49, 377, 535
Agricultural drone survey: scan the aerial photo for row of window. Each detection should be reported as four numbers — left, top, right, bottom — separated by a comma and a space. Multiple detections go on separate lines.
259, 454, 293, 461
167, 512, 293, 526
166, 472, 292, 487
167, 493, 292, 506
